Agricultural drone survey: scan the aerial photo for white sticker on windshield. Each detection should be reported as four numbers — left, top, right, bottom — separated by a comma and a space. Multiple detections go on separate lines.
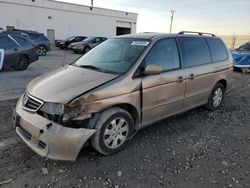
131, 41, 149, 46
0, 49, 4, 70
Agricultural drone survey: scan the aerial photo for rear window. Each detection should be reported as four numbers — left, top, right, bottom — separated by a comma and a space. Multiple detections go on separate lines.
206, 38, 228, 62
178, 37, 211, 68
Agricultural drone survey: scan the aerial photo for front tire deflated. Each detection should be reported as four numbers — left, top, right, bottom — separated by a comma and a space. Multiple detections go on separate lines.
91, 107, 134, 155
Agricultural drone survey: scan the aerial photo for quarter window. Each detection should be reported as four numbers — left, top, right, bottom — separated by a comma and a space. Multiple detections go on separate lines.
178, 37, 211, 68
144, 38, 180, 71
206, 38, 228, 62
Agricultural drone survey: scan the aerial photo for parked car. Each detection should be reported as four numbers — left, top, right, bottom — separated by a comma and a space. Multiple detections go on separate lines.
13, 31, 233, 161
0, 31, 38, 71
231, 42, 250, 71
72, 37, 107, 53
59, 36, 86, 49
13, 29, 51, 56
55, 39, 64, 47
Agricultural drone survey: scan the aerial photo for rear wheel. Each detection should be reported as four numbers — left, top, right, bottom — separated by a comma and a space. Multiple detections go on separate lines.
36, 46, 47, 56
91, 107, 134, 155
15, 55, 29, 71
207, 83, 225, 110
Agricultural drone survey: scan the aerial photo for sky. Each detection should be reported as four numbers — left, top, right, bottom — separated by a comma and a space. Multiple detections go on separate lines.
58, 0, 250, 35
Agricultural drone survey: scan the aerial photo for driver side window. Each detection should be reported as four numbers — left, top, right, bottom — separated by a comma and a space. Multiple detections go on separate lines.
144, 38, 180, 71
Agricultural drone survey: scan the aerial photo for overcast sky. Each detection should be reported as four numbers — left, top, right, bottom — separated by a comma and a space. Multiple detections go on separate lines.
58, 0, 250, 35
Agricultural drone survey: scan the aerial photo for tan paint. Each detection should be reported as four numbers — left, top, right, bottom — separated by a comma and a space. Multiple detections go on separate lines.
14, 33, 233, 160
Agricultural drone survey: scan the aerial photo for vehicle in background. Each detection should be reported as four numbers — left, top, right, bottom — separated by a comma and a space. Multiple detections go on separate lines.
13, 32, 233, 161
72, 37, 107, 54
55, 39, 64, 47
0, 31, 38, 71
232, 42, 250, 72
13, 29, 51, 56
59, 36, 86, 49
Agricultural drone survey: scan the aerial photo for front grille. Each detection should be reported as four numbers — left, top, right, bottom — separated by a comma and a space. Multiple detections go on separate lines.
22, 93, 43, 112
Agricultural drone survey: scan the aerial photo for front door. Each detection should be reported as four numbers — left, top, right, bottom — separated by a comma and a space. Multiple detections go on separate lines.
142, 38, 186, 124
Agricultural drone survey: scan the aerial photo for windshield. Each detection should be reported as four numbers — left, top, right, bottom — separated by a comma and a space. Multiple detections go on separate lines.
83, 37, 95, 42
66, 36, 75, 41
74, 38, 150, 74
238, 43, 250, 51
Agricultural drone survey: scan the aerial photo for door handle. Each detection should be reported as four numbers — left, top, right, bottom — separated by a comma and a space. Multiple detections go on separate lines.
176, 76, 183, 83
189, 74, 194, 80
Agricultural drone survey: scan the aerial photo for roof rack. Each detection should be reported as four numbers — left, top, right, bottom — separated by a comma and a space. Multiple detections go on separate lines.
178, 31, 215, 37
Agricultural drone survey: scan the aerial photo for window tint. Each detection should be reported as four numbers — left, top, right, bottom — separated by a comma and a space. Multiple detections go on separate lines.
178, 37, 211, 68
0, 36, 18, 49
96, 38, 102, 43
28, 33, 38, 40
206, 38, 228, 62
144, 38, 180, 71
12, 36, 27, 45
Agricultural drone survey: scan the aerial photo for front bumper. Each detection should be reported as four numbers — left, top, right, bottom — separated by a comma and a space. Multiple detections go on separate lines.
13, 97, 96, 161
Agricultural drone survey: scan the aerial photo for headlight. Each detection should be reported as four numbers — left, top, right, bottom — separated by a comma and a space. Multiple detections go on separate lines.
64, 99, 85, 119
40, 103, 65, 115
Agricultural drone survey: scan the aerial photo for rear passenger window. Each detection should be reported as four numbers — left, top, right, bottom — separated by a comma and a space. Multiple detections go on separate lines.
206, 38, 228, 62
12, 36, 27, 45
145, 38, 180, 71
178, 37, 211, 68
0, 36, 18, 49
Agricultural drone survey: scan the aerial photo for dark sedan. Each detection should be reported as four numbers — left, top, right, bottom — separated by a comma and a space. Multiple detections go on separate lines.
0, 32, 39, 71
59, 36, 86, 49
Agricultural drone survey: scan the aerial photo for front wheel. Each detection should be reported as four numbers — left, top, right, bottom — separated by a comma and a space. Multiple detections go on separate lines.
15, 55, 29, 71
207, 83, 225, 110
84, 46, 91, 54
91, 107, 134, 155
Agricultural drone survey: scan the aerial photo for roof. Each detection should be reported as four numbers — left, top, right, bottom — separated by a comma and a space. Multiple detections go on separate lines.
116, 32, 218, 40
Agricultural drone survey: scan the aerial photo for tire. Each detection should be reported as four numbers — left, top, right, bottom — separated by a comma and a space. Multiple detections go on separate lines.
15, 55, 29, 71
207, 83, 225, 110
84, 46, 91, 54
91, 107, 134, 155
36, 46, 47, 56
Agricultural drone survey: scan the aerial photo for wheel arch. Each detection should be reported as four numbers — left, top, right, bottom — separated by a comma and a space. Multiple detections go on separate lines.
216, 79, 227, 90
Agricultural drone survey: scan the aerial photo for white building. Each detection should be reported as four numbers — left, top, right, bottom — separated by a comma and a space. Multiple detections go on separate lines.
0, 0, 138, 43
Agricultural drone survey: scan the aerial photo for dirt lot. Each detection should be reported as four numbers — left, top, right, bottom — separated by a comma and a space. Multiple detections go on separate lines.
0, 72, 250, 188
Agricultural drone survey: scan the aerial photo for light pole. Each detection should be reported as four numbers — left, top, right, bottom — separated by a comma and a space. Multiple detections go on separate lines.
91, 0, 94, 7
170, 10, 176, 33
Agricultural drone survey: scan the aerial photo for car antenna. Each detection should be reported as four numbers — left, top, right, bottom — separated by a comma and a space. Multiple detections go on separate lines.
62, 24, 71, 67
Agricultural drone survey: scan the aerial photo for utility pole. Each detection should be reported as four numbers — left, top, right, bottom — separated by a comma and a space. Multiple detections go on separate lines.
170, 10, 176, 33
91, 0, 94, 7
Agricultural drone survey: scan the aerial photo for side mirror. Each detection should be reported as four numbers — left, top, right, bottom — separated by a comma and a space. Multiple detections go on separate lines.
144, 64, 162, 75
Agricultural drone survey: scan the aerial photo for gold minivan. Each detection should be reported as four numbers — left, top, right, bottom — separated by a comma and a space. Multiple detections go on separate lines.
13, 31, 233, 161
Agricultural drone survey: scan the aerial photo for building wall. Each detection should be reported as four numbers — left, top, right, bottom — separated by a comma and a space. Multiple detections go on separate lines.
0, 0, 137, 39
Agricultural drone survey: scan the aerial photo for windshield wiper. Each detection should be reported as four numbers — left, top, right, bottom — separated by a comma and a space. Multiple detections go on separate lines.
77, 64, 118, 74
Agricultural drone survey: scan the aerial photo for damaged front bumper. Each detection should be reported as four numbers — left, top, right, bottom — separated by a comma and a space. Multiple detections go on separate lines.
13, 98, 96, 161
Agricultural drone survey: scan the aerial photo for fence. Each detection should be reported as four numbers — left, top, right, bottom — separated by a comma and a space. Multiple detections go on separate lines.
219, 35, 250, 50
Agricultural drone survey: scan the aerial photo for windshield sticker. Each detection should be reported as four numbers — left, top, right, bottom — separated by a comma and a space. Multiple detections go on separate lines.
131, 41, 149, 46
0, 49, 4, 70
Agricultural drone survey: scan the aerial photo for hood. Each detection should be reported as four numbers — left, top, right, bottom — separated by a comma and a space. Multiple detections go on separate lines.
27, 65, 118, 103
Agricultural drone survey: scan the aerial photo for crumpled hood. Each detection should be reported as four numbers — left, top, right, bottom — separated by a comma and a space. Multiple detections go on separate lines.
27, 65, 118, 103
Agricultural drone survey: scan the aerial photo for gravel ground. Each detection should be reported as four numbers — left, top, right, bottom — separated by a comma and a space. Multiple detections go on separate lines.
0, 72, 249, 188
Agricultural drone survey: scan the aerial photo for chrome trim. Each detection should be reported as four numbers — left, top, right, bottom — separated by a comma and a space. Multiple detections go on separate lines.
22, 93, 44, 112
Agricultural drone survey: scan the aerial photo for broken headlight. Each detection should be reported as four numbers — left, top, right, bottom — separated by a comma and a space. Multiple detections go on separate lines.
64, 100, 85, 119
40, 103, 65, 115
